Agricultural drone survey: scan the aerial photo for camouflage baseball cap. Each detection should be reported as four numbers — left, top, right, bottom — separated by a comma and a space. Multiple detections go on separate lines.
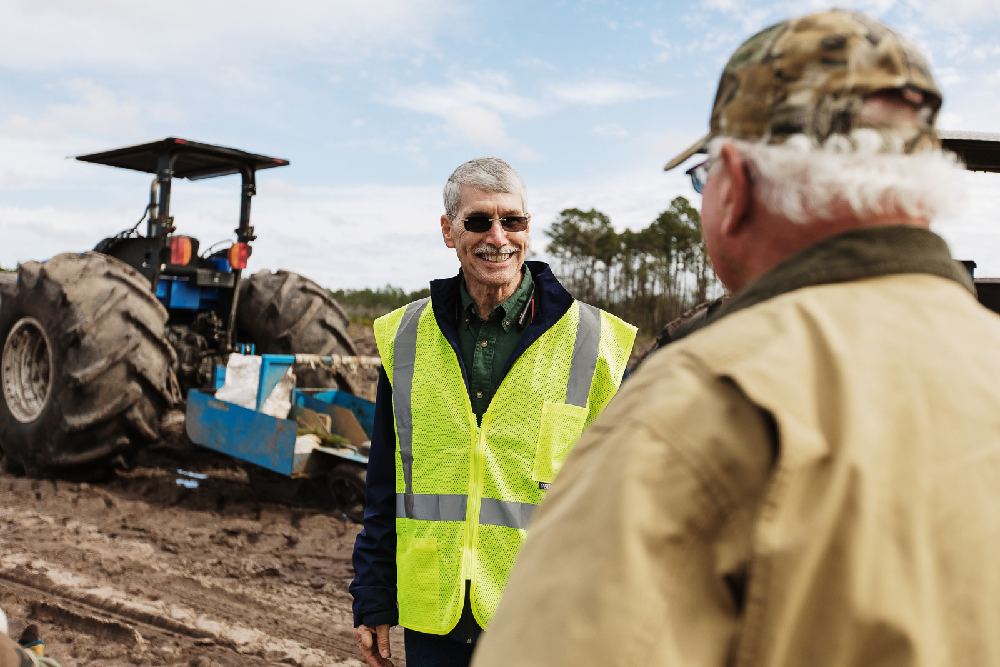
664, 9, 942, 171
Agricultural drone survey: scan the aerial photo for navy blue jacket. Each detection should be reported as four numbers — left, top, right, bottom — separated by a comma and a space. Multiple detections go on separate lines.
349, 262, 624, 630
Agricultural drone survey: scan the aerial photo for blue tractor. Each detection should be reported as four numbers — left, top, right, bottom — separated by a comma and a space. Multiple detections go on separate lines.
0, 139, 371, 517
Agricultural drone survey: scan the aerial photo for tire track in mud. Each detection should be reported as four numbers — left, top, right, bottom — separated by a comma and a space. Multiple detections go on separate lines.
0, 565, 366, 665
0, 461, 384, 666
0, 566, 220, 643
0, 574, 247, 666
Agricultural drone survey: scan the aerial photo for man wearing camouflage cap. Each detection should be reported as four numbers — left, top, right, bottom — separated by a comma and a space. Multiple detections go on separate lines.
473, 9, 1000, 667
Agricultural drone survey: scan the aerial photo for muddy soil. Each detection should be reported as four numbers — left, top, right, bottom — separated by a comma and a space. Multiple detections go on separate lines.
0, 326, 404, 666
0, 441, 406, 666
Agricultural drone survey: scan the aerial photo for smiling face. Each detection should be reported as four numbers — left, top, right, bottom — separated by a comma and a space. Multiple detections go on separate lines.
441, 184, 530, 294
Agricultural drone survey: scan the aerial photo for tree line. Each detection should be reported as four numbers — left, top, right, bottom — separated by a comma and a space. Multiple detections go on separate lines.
545, 196, 721, 336
329, 285, 431, 325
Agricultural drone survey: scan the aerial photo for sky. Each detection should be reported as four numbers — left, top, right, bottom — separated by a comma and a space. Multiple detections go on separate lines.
1, 0, 1000, 291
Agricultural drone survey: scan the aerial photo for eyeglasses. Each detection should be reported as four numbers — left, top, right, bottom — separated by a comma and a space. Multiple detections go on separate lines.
685, 160, 711, 194
457, 215, 529, 234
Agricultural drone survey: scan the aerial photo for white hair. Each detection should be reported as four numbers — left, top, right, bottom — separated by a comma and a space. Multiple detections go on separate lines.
709, 129, 966, 224
443, 157, 529, 219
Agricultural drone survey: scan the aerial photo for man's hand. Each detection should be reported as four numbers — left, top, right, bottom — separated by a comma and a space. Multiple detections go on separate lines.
354, 623, 393, 667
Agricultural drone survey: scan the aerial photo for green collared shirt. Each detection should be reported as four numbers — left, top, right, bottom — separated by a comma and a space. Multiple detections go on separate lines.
459, 269, 534, 424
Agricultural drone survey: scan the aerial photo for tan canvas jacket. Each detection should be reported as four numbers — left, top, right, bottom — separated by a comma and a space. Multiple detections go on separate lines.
473, 226, 1000, 667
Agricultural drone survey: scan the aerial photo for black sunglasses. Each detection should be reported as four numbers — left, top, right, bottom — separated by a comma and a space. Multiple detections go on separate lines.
458, 215, 529, 233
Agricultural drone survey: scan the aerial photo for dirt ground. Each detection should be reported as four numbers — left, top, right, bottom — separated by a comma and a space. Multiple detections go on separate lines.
0, 324, 401, 667
0, 442, 406, 667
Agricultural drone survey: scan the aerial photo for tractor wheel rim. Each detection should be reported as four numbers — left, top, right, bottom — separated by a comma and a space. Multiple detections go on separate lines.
2, 317, 53, 423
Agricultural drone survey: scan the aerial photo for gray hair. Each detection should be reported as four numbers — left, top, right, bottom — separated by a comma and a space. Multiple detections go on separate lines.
709, 130, 966, 224
443, 157, 529, 219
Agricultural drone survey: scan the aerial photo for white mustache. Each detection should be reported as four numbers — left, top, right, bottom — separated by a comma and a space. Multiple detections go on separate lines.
474, 245, 518, 263
474, 244, 517, 256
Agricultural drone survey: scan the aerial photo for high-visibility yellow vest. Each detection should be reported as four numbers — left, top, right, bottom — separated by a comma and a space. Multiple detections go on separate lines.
374, 297, 636, 634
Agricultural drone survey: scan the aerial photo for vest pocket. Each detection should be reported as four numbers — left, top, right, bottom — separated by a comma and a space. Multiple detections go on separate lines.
398, 537, 440, 619
532, 401, 588, 484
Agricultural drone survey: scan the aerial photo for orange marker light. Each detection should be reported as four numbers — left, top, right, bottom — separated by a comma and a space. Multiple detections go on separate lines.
169, 236, 193, 265
228, 242, 251, 270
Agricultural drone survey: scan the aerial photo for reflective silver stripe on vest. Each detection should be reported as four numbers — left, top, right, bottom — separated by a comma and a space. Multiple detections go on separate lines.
396, 493, 468, 522
565, 302, 602, 408
393, 297, 431, 495
479, 498, 537, 530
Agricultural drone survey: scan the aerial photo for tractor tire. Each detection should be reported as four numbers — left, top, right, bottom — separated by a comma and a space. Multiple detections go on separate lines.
328, 463, 367, 523
236, 269, 360, 393
0, 252, 181, 479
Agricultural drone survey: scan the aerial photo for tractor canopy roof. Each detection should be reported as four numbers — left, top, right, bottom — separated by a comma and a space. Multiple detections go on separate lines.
940, 131, 1000, 173
75, 137, 289, 180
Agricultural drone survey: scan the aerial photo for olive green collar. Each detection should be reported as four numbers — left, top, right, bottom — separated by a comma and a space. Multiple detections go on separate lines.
709, 225, 974, 326
460, 267, 534, 330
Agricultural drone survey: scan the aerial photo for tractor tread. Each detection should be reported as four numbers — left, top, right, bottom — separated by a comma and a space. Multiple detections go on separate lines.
68, 334, 140, 385
65, 286, 128, 340
63, 382, 142, 433
236, 269, 359, 394
0, 252, 179, 476
130, 358, 182, 405
277, 298, 324, 341
124, 309, 179, 365
125, 403, 158, 441
105, 269, 169, 314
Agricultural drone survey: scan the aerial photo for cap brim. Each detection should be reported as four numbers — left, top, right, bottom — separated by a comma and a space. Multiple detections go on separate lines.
663, 132, 712, 171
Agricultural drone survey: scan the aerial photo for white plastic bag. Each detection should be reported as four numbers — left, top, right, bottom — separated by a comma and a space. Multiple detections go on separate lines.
261, 366, 296, 419
214, 354, 262, 409
294, 433, 322, 454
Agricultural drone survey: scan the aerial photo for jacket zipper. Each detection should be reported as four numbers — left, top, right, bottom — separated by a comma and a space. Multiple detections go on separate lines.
461, 403, 487, 611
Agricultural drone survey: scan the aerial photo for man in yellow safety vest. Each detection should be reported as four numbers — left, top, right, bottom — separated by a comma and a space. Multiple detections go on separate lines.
350, 157, 636, 667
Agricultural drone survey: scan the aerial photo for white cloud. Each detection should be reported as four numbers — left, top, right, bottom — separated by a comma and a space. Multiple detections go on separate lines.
529, 168, 698, 258
0, 180, 453, 291
516, 57, 558, 71
248, 183, 454, 290
0, 1, 459, 74
937, 112, 964, 130
650, 29, 676, 62
0, 79, 181, 142
383, 73, 545, 153
0, 163, 699, 292
6, 164, 999, 292
696, 0, 776, 33
934, 171, 1000, 276
446, 106, 509, 145
0, 80, 183, 192
386, 72, 545, 119
341, 136, 430, 168
935, 66, 967, 87
512, 145, 545, 163
0, 204, 148, 263
905, 0, 1000, 25
698, 0, 1000, 32
549, 80, 673, 105
593, 124, 630, 138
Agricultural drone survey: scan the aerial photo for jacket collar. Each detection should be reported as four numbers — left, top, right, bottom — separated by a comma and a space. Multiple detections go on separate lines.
707, 225, 974, 329
429, 261, 575, 390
